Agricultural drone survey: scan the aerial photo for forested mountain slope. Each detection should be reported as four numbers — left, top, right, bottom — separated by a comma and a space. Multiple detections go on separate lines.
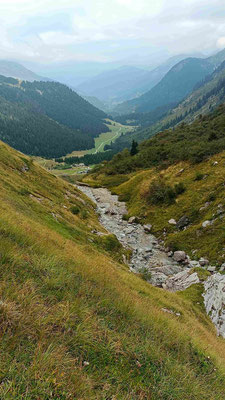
114, 49, 225, 115
0, 76, 109, 157
107, 60, 225, 153
0, 140, 225, 399
114, 58, 214, 114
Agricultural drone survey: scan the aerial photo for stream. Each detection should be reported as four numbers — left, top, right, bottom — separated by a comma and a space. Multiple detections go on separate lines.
77, 185, 195, 289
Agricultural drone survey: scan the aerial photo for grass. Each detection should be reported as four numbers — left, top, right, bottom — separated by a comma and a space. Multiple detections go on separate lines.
67, 119, 134, 157
0, 140, 225, 399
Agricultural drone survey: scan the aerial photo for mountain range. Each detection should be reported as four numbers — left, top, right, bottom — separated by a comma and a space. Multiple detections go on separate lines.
114, 49, 225, 115
76, 54, 203, 106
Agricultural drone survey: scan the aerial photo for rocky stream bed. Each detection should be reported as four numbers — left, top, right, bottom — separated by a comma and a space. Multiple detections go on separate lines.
77, 184, 225, 338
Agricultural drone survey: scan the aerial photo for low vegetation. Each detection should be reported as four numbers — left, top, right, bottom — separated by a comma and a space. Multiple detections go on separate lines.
1, 140, 225, 398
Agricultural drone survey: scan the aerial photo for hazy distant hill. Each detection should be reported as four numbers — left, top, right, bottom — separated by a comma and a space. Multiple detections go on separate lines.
0, 60, 49, 82
0, 75, 109, 157
114, 49, 225, 115
76, 55, 198, 106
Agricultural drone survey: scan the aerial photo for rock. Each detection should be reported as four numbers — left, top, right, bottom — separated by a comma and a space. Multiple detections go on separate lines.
207, 266, 216, 273
173, 251, 187, 262
21, 165, 29, 173
161, 308, 181, 316
189, 260, 200, 268
164, 270, 200, 292
203, 274, 225, 338
213, 161, 218, 166
152, 265, 183, 276
176, 215, 189, 230
202, 220, 212, 228
143, 224, 152, 233
167, 251, 173, 257
150, 272, 168, 287
168, 219, 177, 225
199, 258, 209, 266
219, 263, 225, 272
128, 216, 137, 224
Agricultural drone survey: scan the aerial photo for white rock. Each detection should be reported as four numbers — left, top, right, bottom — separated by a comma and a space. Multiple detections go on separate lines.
173, 251, 186, 262
143, 224, 152, 233
199, 258, 209, 266
168, 219, 177, 225
150, 272, 168, 287
202, 220, 212, 228
165, 270, 200, 292
207, 266, 216, 273
203, 274, 225, 338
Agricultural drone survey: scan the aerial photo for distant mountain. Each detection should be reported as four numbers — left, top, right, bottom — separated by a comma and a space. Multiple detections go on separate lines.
0, 60, 49, 82
114, 49, 225, 115
0, 75, 109, 158
76, 55, 199, 106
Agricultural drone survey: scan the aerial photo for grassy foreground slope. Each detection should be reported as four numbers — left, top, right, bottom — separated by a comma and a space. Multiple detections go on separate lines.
0, 141, 225, 399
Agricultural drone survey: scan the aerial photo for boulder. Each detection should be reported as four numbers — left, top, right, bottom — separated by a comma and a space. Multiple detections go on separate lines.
164, 270, 200, 292
168, 219, 177, 225
143, 224, 152, 233
173, 251, 187, 262
176, 215, 190, 230
150, 272, 167, 287
203, 274, 225, 338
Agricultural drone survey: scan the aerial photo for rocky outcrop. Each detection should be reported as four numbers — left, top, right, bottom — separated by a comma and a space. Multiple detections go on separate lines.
163, 270, 200, 292
203, 274, 225, 338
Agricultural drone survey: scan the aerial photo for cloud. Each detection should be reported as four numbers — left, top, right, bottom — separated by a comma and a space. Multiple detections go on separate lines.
0, 0, 224, 63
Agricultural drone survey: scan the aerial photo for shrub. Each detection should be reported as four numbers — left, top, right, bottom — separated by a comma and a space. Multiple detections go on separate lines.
70, 206, 80, 215
174, 182, 186, 195
147, 179, 176, 205
194, 172, 204, 181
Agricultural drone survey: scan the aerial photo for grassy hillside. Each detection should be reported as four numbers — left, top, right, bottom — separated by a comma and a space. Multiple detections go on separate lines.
83, 105, 225, 264
0, 140, 225, 398
84, 151, 225, 264
0, 76, 109, 158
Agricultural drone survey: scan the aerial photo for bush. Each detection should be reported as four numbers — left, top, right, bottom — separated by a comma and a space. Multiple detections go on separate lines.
194, 172, 204, 181
174, 182, 186, 195
70, 206, 80, 215
147, 179, 176, 205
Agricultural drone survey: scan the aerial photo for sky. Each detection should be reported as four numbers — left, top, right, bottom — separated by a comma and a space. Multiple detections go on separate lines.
0, 0, 225, 66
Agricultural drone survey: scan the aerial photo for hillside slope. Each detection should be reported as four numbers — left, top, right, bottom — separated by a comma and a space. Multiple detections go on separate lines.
0, 141, 225, 398
0, 76, 109, 158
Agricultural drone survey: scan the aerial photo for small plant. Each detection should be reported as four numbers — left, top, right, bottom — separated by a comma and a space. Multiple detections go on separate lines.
139, 267, 152, 281
80, 209, 88, 219
122, 214, 129, 221
70, 206, 80, 215
207, 193, 216, 202
19, 187, 30, 196
194, 172, 204, 181
174, 182, 186, 195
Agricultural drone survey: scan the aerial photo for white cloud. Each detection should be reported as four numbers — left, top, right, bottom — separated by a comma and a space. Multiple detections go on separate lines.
0, 0, 224, 63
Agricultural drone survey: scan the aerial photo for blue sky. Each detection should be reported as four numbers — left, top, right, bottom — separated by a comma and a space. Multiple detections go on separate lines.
0, 0, 225, 64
